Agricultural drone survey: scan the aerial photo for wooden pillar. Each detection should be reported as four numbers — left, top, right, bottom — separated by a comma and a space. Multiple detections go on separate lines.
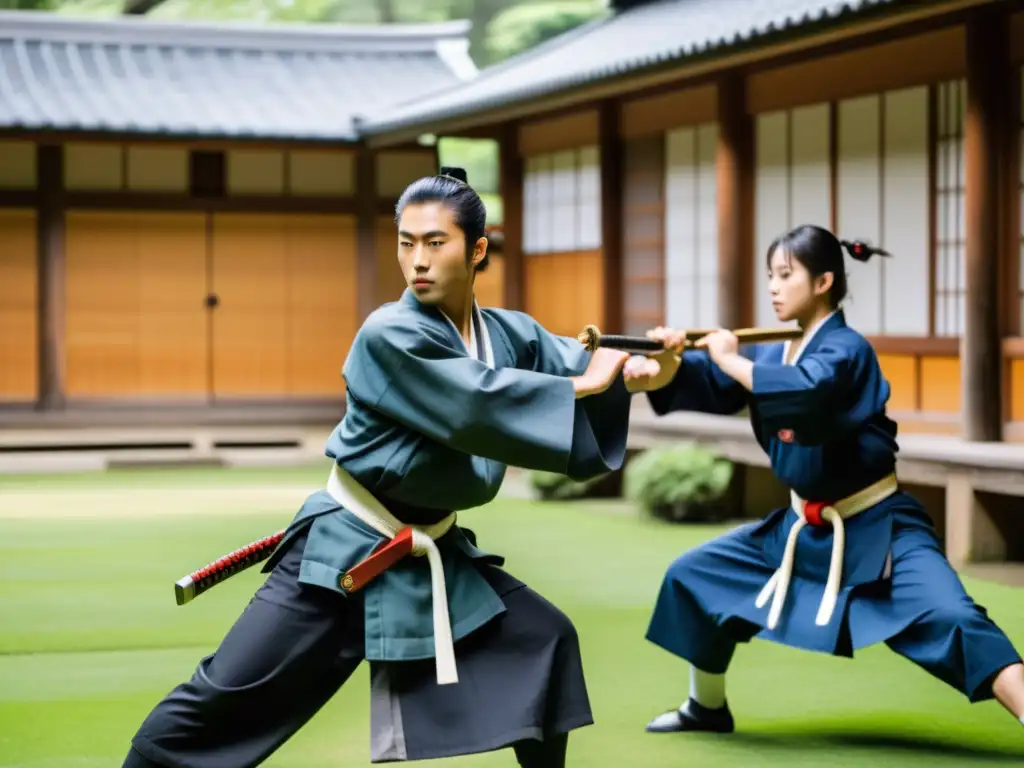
716, 73, 752, 330
962, 6, 1007, 442
499, 123, 524, 311
599, 100, 624, 333
36, 144, 65, 411
356, 144, 378, 323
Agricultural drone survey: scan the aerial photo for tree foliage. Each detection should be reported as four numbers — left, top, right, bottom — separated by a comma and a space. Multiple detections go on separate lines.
0, 0, 62, 9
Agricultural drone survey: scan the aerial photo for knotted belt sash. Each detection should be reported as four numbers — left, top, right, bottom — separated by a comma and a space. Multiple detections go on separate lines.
755, 473, 898, 631
326, 464, 459, 685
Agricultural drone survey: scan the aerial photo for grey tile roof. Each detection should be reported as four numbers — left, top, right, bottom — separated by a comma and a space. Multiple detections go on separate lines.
359, 0, 902, 137
0, 10, 477, 141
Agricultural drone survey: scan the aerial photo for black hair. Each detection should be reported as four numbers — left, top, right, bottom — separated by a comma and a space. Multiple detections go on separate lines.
394, 165, 490, 272
765, 224, 891, 308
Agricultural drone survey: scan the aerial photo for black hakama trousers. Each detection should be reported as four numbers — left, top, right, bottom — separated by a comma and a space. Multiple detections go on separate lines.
125, 530, 591, 767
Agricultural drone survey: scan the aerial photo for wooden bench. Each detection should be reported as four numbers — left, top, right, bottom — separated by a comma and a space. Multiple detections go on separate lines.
627, 399, 1024, 569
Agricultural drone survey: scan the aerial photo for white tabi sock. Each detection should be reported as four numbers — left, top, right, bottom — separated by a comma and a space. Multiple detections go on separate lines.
688, 665, 726, 710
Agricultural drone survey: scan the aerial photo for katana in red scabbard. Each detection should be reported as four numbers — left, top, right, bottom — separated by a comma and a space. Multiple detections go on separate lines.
174, 527, 419, 605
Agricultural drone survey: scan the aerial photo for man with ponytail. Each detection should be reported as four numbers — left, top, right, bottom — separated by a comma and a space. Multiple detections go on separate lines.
121, 167, 641, 768
624, 224, 1024, 734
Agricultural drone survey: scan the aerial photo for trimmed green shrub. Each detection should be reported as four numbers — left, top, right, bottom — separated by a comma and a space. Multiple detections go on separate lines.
623, 443, 733, 523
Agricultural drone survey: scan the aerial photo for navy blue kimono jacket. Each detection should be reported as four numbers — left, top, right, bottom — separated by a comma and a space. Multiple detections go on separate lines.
648, 311, 916, 652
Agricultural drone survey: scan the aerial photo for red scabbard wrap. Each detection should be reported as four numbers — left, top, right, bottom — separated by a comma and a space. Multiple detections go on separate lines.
340, 527, 415, 592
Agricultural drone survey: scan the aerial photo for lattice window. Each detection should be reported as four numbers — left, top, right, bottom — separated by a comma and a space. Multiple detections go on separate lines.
933, 79, 966, 337
522, 146, 602, 254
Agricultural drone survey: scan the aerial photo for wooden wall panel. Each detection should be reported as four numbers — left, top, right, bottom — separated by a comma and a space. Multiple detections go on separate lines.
127, 146, 189, 193
226, 150, 286, 196
289, 150, 355, 196
211, 213, 357, 398
919, 355, 961, 413
65, 211, 207, 398
65, 211, 139, 396
0, 209, 38, 401
518, 110, 599, 156
376, 214, 407, 307
285, 214, 358, 397
211, 214, 289, 397
0, 142, 36, 189
620, 85, 716, 139
577, 250, 605, 333
1010, 358, 1024, 422
475, 254, 505, 308
876, 353, 917, 411
747, 27, 965, 113
135, 213, 208, 396
65, 143, 123, 190
376, 151, 437, 198
524, 250, 603, 338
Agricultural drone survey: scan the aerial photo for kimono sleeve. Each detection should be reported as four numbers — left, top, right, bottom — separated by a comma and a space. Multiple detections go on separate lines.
510, 313, 633, 480
750, 339, 869, 443
646, 350, 748, 417
343, 316, 627, 479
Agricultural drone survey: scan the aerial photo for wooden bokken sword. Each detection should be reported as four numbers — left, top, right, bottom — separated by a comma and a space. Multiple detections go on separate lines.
576, 324, 804, 354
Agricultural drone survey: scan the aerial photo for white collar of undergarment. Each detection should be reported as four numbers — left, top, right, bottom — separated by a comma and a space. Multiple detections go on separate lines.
782, 309, 838, 366
440, 299, 495, 369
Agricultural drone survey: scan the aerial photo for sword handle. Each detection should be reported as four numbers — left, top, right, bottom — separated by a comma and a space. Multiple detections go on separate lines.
174, 529, 286, 605
577, 325, 663, 353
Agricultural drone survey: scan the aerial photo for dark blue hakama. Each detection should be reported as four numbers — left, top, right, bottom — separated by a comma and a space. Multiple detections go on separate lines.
646, 498, 1021, 701
127, 528, 593, 767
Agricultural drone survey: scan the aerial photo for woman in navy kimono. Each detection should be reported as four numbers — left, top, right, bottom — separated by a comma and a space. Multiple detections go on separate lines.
624, 224, 1024, 734
122, 167, 636, 768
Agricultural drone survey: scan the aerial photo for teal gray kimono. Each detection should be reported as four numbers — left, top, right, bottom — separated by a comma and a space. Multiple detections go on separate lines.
263, 289, 632, 664
125, 288, 632, 768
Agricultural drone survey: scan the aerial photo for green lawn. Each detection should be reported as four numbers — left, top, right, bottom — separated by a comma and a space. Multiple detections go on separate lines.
1, 465, 1023, 767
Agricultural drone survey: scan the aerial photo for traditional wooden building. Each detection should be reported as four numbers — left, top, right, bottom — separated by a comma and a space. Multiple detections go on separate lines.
0, 10, 474, 424
360, 0, 1024, 569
